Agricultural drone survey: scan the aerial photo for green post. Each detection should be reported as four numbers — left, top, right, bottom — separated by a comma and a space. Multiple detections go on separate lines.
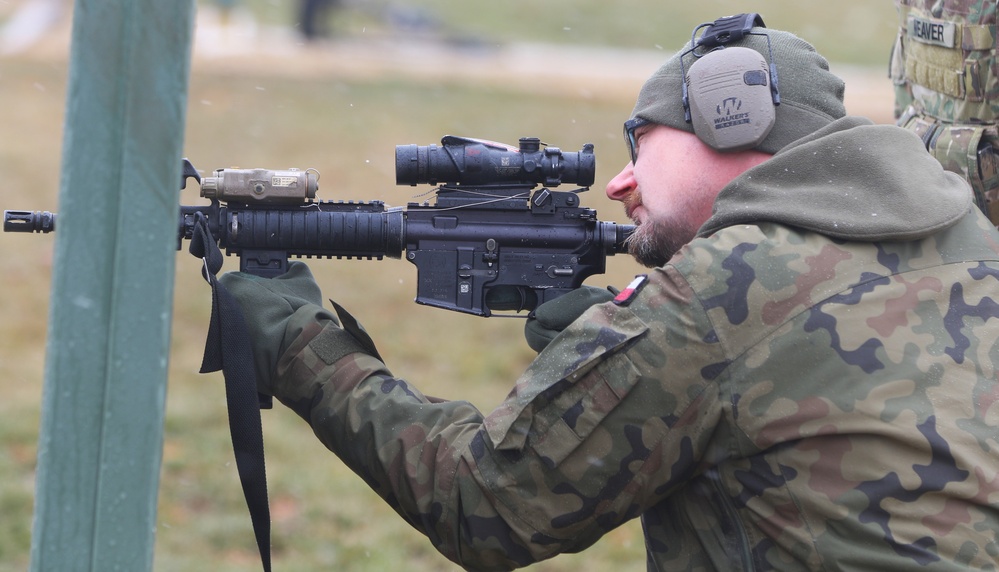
30, 1, 194, 570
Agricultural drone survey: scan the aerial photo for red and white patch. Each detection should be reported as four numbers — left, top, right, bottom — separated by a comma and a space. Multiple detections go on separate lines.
613, 275, 648, 306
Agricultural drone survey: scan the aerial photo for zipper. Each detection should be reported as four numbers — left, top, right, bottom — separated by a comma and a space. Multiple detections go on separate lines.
707, 467, 756, 571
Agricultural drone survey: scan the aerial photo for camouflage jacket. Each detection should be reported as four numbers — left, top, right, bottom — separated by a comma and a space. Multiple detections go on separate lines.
272, 117, 999, 570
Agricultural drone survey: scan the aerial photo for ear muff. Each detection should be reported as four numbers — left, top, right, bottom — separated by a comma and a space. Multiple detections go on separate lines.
685, 46, 777, 152
678, 13, 781, 153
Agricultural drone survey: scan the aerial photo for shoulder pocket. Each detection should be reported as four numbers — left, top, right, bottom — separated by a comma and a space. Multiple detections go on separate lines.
485, 309, 648, 466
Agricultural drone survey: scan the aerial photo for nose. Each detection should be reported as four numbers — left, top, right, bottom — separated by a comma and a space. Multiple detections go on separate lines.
605, 162, 636, 202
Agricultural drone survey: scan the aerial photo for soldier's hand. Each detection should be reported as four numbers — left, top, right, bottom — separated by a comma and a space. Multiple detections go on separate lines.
219, 261, 338, 394
524, 285, 615, 352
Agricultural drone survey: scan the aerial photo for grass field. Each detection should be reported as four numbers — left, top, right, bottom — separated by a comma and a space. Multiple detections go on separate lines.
0, 1, 898, 570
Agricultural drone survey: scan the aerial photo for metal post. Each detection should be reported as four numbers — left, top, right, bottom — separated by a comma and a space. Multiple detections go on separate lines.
29, 1, 194, 570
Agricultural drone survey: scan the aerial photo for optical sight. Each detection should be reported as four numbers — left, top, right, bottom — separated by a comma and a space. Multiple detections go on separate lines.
396, 136, 595, 188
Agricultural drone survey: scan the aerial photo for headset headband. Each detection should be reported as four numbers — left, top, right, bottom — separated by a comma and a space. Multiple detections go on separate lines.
694, 13, 766, 49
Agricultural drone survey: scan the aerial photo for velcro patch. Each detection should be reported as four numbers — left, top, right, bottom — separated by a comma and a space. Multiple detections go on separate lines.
308, 324, 367, 366
907, 16, 956, 48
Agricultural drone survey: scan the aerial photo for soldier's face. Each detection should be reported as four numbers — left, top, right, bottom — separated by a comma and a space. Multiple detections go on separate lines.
606, 125, 728, 267
606, 125, 769, 267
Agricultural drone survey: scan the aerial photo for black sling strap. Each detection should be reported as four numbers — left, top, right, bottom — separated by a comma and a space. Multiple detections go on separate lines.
189, 212, 272, 572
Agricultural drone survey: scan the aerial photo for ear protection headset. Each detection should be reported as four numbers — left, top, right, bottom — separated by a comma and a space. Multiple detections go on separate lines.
681, 13, 781, 152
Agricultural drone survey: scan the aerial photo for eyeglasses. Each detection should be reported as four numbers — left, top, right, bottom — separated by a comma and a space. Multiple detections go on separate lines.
623, 117, 651, 164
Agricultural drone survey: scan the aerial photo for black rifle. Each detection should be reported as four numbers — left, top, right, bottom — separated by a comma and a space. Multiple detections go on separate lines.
4, 136, 634, 571
5, 136, 634, 317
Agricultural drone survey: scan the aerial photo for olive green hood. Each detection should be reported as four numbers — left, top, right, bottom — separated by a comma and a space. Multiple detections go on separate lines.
699, 116, 974, 241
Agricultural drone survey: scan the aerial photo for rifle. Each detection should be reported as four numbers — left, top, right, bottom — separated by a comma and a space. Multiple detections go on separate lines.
5, 136, 634, 317
4, 136, 634, 570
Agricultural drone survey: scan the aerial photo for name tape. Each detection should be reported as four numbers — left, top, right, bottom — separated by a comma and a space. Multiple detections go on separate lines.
907, 16, 957, 48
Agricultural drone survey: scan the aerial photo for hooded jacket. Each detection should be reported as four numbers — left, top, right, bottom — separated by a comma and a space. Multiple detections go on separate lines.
274, 117, 999, 570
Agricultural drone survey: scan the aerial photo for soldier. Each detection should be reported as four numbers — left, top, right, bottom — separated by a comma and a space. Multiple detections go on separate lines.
221, 14, 999, 571
891, 0, 999, 223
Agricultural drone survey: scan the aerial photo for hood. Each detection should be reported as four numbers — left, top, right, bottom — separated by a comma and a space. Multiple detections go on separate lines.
698, 116, 974, 242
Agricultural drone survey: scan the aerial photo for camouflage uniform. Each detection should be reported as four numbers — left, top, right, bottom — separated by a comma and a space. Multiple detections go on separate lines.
891, 0, 999, 221
268, 117, 999, 570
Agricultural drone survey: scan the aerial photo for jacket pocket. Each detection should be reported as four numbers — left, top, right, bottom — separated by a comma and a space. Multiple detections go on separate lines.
485, 309, 648, 466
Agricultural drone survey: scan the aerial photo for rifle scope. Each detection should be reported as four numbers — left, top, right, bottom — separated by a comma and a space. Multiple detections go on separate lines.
396, 136, 595, 188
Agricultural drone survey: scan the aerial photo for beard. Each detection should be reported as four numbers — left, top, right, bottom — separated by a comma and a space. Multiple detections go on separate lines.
625, 212, 699, 268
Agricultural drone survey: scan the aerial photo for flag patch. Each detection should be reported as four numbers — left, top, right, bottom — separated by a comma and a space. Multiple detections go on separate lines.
613, 275, 648, 306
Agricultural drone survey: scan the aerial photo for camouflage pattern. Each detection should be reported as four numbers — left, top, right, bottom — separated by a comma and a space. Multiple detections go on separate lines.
892, 0, 999, 122
892, 0, 999, 221
268, 119, 999, 571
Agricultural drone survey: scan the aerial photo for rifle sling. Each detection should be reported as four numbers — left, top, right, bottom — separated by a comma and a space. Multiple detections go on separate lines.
189, 213, 272, 572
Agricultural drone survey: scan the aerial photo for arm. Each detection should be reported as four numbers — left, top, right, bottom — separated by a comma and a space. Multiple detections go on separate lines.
260, 264, 729, 570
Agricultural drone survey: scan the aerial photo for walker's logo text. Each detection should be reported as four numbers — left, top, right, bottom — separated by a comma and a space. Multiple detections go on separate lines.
714, 97, 750, 130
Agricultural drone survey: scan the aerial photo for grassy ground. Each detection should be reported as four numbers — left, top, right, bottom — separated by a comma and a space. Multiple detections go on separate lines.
0, 1, 897, 570
237, 0, 897, 66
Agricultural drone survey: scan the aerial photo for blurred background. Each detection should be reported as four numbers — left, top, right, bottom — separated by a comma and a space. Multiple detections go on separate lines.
0, 1, 897, 570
